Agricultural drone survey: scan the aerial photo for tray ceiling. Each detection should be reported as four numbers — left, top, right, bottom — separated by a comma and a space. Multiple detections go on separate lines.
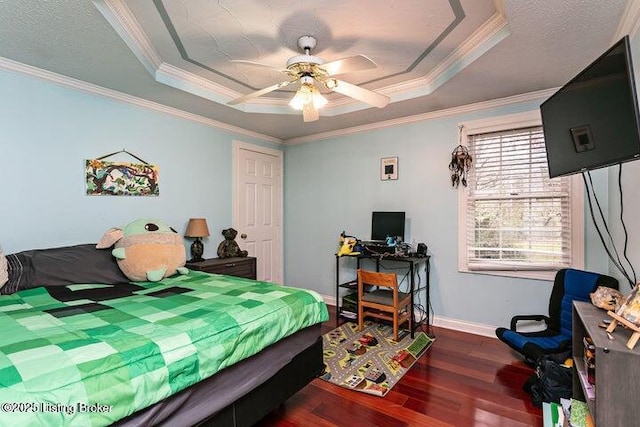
0, 0, 633, 141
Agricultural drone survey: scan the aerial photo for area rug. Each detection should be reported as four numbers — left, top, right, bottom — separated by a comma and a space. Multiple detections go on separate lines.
319, 321, 435, 397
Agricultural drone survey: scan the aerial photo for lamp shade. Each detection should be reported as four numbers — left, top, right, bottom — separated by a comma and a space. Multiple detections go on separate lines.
289, 83, 327, 111
185, 218, 210, 238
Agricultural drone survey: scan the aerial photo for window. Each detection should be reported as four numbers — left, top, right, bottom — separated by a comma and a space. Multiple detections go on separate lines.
458, 112, 583, 280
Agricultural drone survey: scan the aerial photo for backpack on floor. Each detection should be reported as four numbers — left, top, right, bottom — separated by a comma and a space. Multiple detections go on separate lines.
523, 351, 573, 407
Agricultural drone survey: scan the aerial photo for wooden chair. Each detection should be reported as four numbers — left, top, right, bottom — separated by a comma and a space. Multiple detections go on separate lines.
357, 269, 412, 341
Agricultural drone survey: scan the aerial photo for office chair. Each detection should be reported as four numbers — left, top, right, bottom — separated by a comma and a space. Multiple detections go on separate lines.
357, 269, 412, 341
495, 268, 619, 364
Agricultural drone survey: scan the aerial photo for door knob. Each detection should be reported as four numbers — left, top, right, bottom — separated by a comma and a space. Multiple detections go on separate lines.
240, 233, 247, 239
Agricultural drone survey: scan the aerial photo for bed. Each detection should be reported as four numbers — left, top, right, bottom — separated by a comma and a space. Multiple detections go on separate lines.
0, 244, 328, 426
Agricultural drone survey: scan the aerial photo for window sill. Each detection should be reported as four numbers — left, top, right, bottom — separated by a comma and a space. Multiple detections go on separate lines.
459, 268, 556, 282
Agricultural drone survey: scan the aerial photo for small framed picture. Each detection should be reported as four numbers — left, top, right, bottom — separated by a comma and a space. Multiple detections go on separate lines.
380, 157, 398, 180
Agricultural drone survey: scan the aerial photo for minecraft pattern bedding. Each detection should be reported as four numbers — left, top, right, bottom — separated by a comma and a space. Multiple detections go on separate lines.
0, 271, 328, 426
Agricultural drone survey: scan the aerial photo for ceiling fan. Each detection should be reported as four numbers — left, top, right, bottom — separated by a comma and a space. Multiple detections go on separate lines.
228, 36, 390, 122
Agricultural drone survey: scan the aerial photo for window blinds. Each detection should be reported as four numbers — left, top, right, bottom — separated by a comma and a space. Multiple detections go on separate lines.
466, 126, 572, 270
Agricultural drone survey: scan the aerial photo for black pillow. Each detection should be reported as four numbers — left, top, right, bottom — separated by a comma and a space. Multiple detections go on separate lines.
2, 244, 130, 294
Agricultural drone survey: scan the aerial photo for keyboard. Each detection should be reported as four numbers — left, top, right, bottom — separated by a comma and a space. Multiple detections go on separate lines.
363, 244, 396, 254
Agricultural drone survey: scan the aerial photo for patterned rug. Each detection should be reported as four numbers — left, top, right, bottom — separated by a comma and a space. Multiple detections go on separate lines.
319, 321, 435, 397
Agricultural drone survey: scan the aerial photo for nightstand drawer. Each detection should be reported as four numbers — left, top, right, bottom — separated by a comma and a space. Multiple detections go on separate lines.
186, 257, 257, 280
210, 260, 254, 278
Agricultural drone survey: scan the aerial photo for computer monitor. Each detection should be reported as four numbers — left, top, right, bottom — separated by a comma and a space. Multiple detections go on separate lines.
371, 211, 405, 242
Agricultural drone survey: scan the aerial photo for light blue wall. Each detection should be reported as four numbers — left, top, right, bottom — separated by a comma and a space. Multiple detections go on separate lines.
0, 68, 279, 257
605, 33, 640, 291
284, 102, 609, 329
0, 58, 616, 330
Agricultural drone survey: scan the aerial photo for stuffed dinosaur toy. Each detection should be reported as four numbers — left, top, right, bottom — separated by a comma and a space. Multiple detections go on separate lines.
97, 218, 188, 282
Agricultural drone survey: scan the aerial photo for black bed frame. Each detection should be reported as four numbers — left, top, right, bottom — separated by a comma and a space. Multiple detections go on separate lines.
199, 337, 323, 427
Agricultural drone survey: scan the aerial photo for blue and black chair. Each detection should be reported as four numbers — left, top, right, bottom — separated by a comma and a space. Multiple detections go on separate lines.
495, 268, 618, 365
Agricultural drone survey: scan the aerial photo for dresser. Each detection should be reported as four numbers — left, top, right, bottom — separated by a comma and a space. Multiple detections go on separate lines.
185, 257, 257, 280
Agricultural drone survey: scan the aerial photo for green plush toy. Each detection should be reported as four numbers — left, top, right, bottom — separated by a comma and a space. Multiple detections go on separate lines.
97, 218, 189, 282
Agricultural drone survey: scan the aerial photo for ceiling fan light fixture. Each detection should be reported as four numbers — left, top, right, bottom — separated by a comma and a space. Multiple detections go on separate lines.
289, 83, 327, 111
312, 91, 328, 109
229, 35, 387, 114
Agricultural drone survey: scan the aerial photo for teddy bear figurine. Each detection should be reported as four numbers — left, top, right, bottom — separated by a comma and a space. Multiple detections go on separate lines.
217, 228, 248, 259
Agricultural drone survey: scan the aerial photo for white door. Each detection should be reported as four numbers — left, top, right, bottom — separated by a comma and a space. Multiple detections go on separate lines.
233, 141, 283, 283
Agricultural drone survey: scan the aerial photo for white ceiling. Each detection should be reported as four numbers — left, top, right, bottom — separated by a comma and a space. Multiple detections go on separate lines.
0, 0, 635, 142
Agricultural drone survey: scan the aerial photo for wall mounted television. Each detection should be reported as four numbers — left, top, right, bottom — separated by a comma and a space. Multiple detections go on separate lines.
371, 211, 405, 242
540, 35, 640, 178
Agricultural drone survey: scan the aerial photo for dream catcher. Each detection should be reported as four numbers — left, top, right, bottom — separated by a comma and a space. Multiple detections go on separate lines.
449, 125, 473, 187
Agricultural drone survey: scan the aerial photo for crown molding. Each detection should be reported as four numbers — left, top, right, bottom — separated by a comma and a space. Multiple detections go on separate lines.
0, 56, 282, 144
93, 0, 301, 115
613, 0, 640, 42
284, 88, 557, 145
95, 1, 510, 117
383, 12, 510, 103
92, 0, 161, 75
155, 62, 239, 104
0, 50, 556, 148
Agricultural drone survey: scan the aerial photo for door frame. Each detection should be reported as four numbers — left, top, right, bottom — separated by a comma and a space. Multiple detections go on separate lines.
232, 140, 284, 282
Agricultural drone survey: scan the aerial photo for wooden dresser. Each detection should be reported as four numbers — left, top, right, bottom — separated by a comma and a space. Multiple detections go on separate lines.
185, 257, 257, 280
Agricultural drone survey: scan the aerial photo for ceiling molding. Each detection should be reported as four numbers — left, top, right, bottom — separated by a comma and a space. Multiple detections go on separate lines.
0, 51, 563, 147
0, 56, 282, 144
94, 0, 510, 118
613, 0, 640, 42
385, 12, 510, 103
155, 62, 239, 104
493, 0, 506, 15
284, 88, 557, 145
92, 0, 162, 75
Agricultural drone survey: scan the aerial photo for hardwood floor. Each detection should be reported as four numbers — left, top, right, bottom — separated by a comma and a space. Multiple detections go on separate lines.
257, 308, 542, 427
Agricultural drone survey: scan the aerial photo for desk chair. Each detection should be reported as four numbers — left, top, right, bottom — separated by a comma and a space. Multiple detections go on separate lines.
357, 269, 412, 341
495, 268, 619, 365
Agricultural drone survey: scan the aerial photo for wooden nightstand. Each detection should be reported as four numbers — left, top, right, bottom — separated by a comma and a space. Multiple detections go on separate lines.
185, 257, 257, 280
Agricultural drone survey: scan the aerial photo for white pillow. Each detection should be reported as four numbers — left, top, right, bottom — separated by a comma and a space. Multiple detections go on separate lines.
0, 246, 7, 289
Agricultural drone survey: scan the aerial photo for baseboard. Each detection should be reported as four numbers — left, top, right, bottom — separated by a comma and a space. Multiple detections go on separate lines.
323, 295, 337, 307
430, 315, 497, 338
320, 294, 498, 338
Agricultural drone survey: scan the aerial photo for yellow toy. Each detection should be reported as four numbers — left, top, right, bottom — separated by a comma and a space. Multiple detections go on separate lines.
338, 232, 360, 257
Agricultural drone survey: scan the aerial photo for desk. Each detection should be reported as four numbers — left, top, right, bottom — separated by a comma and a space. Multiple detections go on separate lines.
335, 253, 430, 338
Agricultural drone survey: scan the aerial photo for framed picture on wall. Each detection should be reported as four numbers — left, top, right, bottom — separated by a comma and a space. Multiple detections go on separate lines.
85, 159, 159, 196
380, 157, 398, 180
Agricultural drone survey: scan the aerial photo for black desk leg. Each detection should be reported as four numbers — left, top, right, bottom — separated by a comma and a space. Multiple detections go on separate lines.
335, 255, 340, 327
426, 259, 431, 334
410, 262, 415, 339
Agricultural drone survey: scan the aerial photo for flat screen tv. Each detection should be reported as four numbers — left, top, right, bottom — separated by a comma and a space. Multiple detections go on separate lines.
371, 211, 405, 242
540, 35, 640, 178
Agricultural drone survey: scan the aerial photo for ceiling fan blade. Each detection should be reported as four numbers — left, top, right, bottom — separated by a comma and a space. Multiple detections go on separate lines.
326, 79, 390, 108
302, 103, 319, 122
227, 80, 295, 105
321, 54, 377, 76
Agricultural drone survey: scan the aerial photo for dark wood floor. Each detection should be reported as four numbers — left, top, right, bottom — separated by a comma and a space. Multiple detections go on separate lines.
257, 308, 543, 427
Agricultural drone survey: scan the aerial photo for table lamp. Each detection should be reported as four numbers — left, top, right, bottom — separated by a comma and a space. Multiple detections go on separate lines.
185, 218, 210, 262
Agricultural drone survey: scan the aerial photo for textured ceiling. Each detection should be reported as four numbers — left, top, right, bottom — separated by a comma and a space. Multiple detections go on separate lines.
0, 0, 633, 142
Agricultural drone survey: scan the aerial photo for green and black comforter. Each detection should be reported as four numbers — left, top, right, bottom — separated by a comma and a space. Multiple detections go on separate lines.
0, 271, 328, 426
